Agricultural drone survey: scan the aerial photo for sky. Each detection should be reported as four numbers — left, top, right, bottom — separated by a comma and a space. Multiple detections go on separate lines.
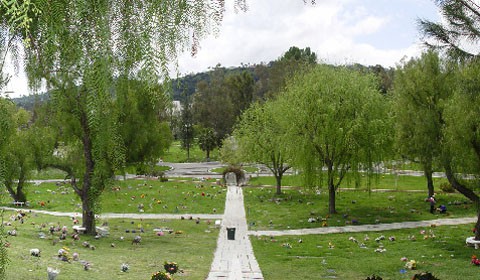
3, 0, 439, 98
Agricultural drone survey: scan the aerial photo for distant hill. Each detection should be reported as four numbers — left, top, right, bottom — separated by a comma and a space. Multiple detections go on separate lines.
11, 62, 393, 110
170, 65, 256, 101
12, 93, 50, 111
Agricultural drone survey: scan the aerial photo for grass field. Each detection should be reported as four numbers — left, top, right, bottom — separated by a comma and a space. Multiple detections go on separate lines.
2, 167, 479, 279
161, 142, 219, 163
3, 211, 218, 279
252, 224, 478, 279
1, 179, 226, 215
247, 172, 449, 191
243, 186, 473, 230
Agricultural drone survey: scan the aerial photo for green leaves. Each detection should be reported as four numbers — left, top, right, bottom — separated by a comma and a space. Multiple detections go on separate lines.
418, 0, 480, 59
277, 64, 391, 206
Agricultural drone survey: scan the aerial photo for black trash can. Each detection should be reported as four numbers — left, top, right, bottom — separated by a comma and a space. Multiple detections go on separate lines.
227, 227, 236, 240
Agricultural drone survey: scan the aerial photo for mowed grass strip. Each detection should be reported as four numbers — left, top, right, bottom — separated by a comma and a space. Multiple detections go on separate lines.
248, 173, 449, 191
252, 224, 478, 279
161, 142, 220, 163
244, 186, 474, 230
4, 211, 218, 279
1, 179, 226, 215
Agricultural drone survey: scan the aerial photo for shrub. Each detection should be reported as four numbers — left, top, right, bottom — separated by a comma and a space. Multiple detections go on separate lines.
365, 275, 382, 280
163, 261, 179, 275
151, 271, 172, 280
136, 164, 168, 181
411, 272, 440, 280
438, 181, 455, 193
222, 165, 245, 185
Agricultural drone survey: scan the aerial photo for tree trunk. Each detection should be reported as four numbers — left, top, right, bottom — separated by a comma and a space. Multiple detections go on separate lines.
14, 187, 27, 203
328, 182, 336, 214
80, 110, 96, 235
82, 195, 96, 235
5, 176, 27, 203
424, 165, 435, 197
476, 210, 480, 240
15, 166, 28, 202
5, 185, 27, 203
327, 163, 336, 214
444, 160, 480, 239
275, 173, 282, 195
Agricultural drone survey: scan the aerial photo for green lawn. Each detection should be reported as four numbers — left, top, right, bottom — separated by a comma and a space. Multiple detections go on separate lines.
162, 142, 219, 163
3, 211, 218, 279
210, 165, 259, 174
3, 171, 479, 279
252, 224, 478, 279
248, 173, 449, 191
244, 186, 473, 230
29, 168, 68, 180
1, 179, 226, 215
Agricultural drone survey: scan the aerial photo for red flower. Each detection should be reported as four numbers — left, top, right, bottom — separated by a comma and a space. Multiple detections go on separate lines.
471, 255, 480, 265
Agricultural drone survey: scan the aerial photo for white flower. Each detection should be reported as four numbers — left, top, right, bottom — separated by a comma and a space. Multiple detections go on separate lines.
47, 267, 60, 280
30, 248, 40, 257
121, 263, 129, 272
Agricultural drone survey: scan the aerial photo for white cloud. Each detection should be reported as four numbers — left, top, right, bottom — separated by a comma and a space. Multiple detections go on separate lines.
176, 0, 435, 75
4, 0, 438, 97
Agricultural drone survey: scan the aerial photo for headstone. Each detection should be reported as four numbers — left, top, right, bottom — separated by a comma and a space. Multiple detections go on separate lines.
225, 172, 237, 186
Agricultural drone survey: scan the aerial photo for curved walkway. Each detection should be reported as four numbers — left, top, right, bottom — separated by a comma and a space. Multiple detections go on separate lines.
0, 207, 223, 220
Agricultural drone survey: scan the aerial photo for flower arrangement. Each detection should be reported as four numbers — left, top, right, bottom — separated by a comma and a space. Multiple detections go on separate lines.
164, 261, 179, 274
151, 271, 173, 280
472, 255, 480, 266
57, 247, 71, 262
405, 259, 417, 270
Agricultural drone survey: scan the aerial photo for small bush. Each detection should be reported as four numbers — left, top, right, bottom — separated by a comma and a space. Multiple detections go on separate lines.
439, 181, 455, 193
412, 272, 440, 280
222, 165, 245, 185
365, 275, 382, 280
136, 164, 168, 181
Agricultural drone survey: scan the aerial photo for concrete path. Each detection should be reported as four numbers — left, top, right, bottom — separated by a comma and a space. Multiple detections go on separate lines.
249, 216, 477, 237
0, 207, 222, 220
207, 185, 264, 280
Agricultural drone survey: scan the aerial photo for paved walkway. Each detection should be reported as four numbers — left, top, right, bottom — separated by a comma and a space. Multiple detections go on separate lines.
0, 207, 223, 220
249, 217, 477, 237
207, 185, 264, 280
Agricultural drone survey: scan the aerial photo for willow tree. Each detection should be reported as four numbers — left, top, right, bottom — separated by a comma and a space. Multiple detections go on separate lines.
2, 108, 34, 203
278, 65, 392, 214
0, 98, 15, 186
0, 97, 12, 280
393, 51, 453, 197
419, 0, 480, 238
1, 0, 246, 234
442, 59, 480, 239
231, 101, 291, 195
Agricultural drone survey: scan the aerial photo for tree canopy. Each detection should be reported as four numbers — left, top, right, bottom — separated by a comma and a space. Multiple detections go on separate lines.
393, 51, 453, 197
419, 0, 480, 59
230, 101, 291, 194
278, 64, 392, 213
0, 0, 247, 234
